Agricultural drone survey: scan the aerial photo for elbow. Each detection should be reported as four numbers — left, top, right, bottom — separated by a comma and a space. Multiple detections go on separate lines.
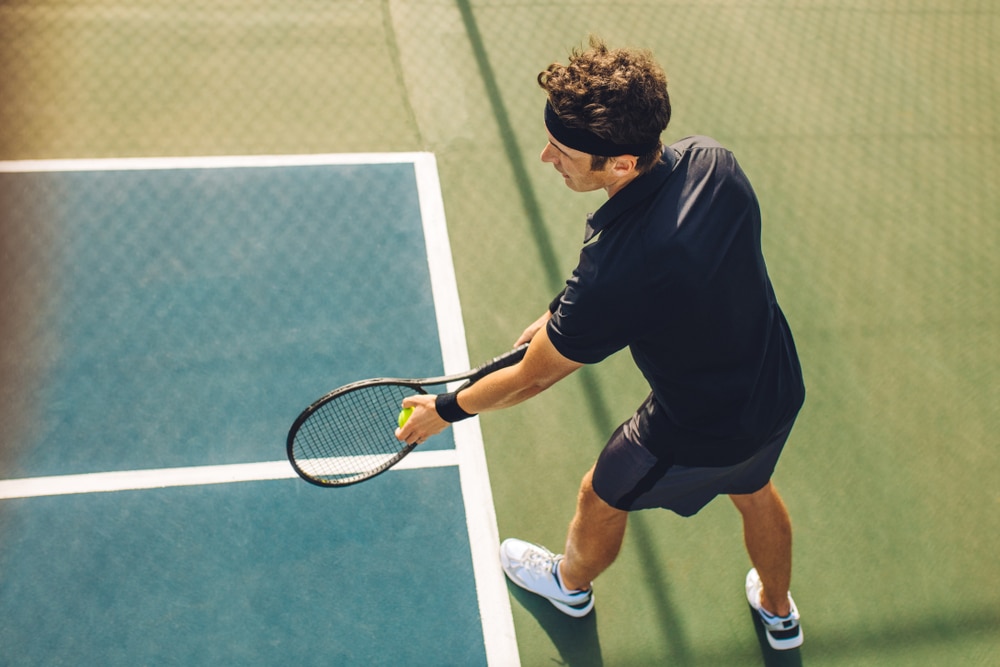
530, 374, 561, 394
518, 380, 552, 403
515, 358, 580, 397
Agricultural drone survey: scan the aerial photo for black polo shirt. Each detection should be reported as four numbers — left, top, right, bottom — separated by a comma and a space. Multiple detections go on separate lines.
547, 136, 805, 466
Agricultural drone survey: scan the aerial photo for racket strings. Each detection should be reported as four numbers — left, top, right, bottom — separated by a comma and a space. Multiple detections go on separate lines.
291, 384, 418, 484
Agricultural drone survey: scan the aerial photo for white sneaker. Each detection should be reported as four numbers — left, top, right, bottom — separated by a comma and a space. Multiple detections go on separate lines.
499, 538, 594, 618
745, 568, 803, 650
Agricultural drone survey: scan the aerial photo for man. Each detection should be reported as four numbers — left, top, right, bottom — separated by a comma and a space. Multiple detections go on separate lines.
397, 38, 805, 651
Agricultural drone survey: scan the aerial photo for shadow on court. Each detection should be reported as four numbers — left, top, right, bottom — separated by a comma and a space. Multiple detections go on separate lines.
508, 583, 605, 666
749, 606, 804, 667
507, 580, 807, 667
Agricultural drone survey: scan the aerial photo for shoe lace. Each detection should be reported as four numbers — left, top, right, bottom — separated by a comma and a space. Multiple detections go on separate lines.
521, 548, 557, 577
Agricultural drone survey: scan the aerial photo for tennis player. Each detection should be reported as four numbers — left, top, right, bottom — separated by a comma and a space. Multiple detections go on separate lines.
397, 37, 806, 651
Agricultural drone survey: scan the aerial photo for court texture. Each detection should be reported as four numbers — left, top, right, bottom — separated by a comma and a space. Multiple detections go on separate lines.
0, 2, 997, 666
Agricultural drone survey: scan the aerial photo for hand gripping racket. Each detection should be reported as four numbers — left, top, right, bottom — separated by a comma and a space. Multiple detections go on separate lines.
286, 344, 528, 487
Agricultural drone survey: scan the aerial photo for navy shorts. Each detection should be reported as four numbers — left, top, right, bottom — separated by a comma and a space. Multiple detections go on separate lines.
591, 408, 795, 517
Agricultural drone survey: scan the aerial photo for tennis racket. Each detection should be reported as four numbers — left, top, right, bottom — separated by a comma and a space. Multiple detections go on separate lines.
286, 344, 528, 487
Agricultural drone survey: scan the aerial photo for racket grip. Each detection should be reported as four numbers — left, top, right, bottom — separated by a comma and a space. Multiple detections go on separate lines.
463, 343, 529, 386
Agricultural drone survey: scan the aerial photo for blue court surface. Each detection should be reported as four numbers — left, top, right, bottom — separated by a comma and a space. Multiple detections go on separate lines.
0, 155, 518, 666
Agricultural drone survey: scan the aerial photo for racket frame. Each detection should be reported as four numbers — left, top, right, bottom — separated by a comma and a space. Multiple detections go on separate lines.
286, 344, 528, 487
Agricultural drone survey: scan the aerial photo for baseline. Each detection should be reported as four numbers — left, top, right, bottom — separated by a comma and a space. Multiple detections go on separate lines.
0, 450, 458, 500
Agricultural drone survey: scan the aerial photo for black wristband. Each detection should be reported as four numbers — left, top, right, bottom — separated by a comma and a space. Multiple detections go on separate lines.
435, 391, 476, 423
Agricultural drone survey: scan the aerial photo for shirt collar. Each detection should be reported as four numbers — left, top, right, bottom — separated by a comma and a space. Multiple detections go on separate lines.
583, 146, 679, 243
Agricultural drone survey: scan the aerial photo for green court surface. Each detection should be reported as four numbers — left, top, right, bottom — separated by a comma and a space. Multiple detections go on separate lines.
1, 2, 997, 665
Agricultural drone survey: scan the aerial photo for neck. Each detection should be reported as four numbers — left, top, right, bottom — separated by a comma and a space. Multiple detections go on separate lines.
605, 170, 642, 198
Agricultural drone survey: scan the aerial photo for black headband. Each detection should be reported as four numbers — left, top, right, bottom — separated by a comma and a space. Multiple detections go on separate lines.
544, 101, 660, 157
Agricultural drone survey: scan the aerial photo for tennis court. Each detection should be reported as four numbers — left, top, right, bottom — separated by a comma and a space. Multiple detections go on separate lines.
1, 2, 997, 666
0, 155, 516, 665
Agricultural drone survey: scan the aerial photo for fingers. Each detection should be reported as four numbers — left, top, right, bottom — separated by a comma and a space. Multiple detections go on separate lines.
514, 326, 539, 347
395, 418, 426, 445
394, 429, 424, 446
514, 310, 552, 347
394, 394, 445, 444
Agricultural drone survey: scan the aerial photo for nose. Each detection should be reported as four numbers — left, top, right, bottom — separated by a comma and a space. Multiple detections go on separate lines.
540, 142, 559, 163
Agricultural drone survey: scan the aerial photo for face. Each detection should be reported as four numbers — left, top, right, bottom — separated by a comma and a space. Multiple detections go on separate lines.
540, 132, 617, 193
540, 132, 639, 197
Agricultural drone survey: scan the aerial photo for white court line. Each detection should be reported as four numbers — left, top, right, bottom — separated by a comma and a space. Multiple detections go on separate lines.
413, 153, 520, 667
0, 152, 433, 172
0, 450, 458, 500
0, 152, 521, 667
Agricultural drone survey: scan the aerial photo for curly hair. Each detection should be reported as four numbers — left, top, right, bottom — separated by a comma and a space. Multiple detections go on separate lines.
538, 37, 671, 173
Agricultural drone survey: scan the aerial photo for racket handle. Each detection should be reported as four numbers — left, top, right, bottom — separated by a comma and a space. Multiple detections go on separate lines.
462, 343, 529, 386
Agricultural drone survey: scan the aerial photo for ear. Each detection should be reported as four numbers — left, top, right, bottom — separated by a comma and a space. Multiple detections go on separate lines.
610, 155, 639, 176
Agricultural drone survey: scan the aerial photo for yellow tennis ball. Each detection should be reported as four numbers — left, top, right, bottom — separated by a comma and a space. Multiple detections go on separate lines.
397, 407, 413, 428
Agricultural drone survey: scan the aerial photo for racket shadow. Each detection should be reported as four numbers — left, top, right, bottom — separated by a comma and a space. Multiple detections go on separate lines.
747, 605, 805, 667
507, 581, 604, 666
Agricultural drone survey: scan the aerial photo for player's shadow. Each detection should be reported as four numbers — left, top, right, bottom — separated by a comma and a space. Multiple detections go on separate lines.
748, 606, 804, 667
507, 583, 604, 666
508, 584, 805, 666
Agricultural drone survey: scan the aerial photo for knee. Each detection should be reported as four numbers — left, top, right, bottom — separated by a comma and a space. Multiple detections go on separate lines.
729, 481, 781, 515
